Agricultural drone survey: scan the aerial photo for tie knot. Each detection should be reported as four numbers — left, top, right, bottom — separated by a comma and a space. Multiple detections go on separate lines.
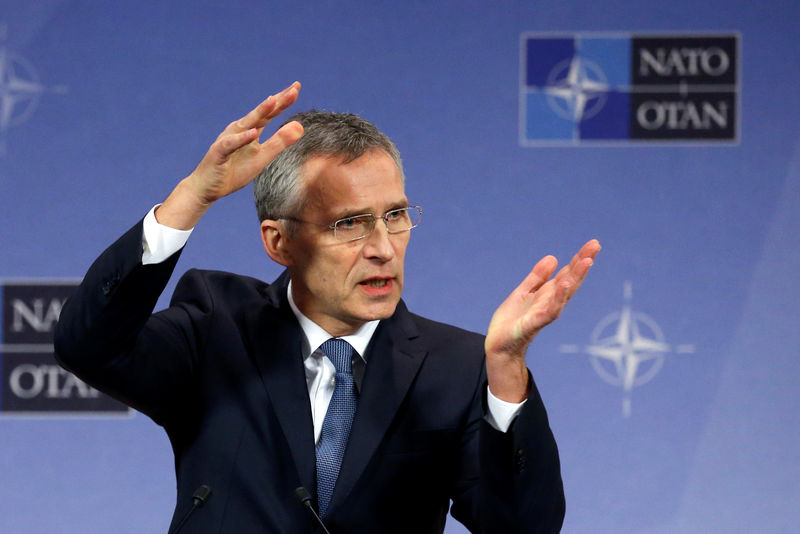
320, 338, 354, 374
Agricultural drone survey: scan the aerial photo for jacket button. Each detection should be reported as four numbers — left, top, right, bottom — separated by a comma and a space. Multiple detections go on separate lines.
515, 448, 527, 472
102, 275, 120, 295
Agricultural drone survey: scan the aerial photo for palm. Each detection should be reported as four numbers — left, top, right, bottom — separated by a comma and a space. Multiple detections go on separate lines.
189, 82, 303, 204
486, 267, 561, 357
201, 137, 270, 199
485, 240, 600, 360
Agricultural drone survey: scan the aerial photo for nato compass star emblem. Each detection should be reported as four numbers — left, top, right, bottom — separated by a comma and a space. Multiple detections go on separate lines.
559, 282, 695, 417
544, 56, 609, 122
0, 24, 67, 155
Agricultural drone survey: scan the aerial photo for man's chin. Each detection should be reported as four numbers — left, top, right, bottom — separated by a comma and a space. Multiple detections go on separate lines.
355, 298, 400, 322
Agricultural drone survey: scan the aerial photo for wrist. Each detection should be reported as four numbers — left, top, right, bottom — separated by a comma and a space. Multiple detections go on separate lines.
156, 177, 212, 230
485, 353, 530, 403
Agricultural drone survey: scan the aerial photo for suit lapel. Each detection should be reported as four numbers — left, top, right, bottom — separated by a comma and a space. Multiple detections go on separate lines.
243, 272, 318, 495
328, 302, 426, 513
244, 274, 426, 511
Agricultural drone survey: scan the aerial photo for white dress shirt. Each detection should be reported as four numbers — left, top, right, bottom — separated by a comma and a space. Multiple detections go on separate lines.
141, 205, 524, 435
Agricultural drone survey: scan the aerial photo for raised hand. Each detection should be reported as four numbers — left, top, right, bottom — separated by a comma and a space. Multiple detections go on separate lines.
156, 82, 304, 230
484, 239, 601, 402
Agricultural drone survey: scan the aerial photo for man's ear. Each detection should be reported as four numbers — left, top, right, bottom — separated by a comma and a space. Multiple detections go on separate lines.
260, 219, 292, 267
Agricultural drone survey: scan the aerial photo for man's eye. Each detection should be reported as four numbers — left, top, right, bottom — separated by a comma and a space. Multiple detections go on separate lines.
338, 217, 365, 229
386, 209, 408, 221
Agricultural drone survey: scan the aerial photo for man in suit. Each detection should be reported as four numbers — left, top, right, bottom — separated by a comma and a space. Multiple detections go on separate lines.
55, 82, 600, 533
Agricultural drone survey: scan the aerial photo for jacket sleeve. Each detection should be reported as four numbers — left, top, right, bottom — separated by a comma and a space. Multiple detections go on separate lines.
54, 219, 208, 426
450, 368, 566, 534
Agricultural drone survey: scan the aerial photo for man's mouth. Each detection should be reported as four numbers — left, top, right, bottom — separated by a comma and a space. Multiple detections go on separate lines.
360, 278, 390, 288
358, 277, 395, 295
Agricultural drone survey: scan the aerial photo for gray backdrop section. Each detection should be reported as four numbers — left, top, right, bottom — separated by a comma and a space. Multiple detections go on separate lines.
1, 1, 798, 533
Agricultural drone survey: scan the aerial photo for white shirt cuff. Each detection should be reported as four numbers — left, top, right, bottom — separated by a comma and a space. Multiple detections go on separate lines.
484, 386, 526, 433
141, 204, 193, 265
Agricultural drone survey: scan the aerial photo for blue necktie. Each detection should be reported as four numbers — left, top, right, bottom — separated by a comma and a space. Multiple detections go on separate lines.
316, 338, 358, 519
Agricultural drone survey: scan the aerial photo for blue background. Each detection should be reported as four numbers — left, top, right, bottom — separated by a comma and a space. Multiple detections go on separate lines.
1, 1, 799, 533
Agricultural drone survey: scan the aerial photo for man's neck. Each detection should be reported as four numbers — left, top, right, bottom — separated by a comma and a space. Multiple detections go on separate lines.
286, 280, 379, 360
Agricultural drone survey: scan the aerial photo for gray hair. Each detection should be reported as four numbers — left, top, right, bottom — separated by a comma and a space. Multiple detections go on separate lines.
253, 110, 404, 223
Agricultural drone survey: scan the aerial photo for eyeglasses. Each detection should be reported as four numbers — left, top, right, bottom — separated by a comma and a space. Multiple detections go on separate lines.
284, 206, 422, 242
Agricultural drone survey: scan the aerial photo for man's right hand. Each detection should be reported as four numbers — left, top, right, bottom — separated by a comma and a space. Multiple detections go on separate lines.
156, 82, 304, 230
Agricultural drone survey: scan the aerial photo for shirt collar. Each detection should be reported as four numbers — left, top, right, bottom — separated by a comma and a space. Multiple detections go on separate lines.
287, 280, 379, 361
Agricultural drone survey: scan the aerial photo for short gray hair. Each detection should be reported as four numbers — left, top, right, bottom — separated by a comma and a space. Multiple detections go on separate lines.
253, 110, 404, 223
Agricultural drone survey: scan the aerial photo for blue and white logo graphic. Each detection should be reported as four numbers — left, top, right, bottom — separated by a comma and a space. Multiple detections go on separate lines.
559, 282, 695, 417
544, 57, 609, 122
0, 24, 67, 156
520, 32, 739, 145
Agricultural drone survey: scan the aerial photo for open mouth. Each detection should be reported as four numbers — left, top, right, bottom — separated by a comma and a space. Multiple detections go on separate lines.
360, 279, 390, 288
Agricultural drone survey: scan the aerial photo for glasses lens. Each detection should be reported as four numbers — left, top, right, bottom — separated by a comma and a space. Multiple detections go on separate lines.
334, 214, 375, 241
385, 207, 421, 233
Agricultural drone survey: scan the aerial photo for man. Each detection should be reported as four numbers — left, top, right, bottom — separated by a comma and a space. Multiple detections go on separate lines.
55, 82, 600, 533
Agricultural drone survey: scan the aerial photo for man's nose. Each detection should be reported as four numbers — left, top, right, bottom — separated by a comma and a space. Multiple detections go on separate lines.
362, 219, 395, 260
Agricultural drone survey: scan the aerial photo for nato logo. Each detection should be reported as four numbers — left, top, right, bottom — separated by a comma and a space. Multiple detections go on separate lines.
520, 33, 739, 145
0, 23, 68, 156
0, 280, 129, 416
559, 282, 695, 417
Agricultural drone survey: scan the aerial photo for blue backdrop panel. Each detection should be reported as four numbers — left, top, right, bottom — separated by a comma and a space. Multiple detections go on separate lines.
1, 1, 798, 533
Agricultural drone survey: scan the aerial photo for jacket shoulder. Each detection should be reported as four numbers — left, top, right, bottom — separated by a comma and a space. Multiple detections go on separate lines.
408, 310, 484, 341
169, 269, 279, 314
405, 309, 486, 361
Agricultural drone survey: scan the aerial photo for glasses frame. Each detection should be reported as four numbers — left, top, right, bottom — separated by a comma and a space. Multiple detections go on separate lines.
283, 206, 423, 243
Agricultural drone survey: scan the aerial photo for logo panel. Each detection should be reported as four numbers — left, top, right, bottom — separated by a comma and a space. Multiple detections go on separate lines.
521, 32, 739, 145
0, 280, 129, 416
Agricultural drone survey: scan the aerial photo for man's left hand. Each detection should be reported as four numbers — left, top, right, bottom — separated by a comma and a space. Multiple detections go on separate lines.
485, 239, 601, 402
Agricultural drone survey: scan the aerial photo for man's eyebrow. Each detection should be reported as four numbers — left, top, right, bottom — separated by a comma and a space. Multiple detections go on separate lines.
387, 200, 411, 211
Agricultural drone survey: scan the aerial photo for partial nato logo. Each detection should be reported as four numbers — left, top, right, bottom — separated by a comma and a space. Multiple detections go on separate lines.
559, 282, 695, 417
0, 280, 129, 415
0, 24, 68, 156
520, 33, 739, 145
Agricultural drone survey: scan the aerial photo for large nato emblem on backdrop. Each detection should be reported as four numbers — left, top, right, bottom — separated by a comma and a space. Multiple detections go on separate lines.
558, 282, 695, 417
0, 23, 67, 156
0, 280, 129, 416
520, 32, 739, 145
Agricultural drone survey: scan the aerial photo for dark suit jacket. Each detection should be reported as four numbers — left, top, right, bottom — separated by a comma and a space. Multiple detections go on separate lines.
55, 220, 565, 533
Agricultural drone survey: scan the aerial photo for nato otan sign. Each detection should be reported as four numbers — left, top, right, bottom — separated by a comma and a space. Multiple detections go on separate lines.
0, 280, 129, 416
520, 32, 739, 145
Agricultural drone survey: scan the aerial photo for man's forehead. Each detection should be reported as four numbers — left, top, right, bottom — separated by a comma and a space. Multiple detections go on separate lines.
297, 163, 405, 225
301, 151, 404, 197
301, 148, 399, 174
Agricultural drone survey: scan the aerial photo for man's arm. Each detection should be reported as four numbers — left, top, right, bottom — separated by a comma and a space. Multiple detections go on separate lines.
54, 83, 304, 421
484, 239, 601, 402
464, 240, 600, 533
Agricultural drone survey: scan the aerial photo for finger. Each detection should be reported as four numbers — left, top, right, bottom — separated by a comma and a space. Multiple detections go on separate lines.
555, 255, 594, 304
226, 81, 302, 134
561, 239, 601, 276
547, 241, 597, 301
208, 128, 259, 163
516, 255, 558, 295
250, 120, 304, 169
252, 81, 302, 128
559, 239, 601, 282
224, 98, 275, 136
577, 238, 601, 261
268, 81, 301, 118
533, 259, 587, 328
